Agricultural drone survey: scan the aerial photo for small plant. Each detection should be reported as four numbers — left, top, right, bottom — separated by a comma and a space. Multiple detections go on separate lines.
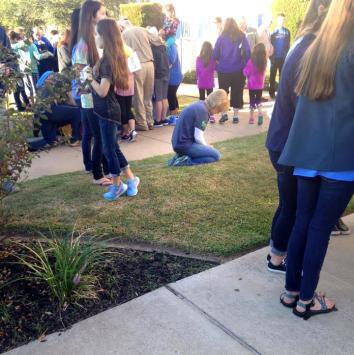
12, 232, 112, 308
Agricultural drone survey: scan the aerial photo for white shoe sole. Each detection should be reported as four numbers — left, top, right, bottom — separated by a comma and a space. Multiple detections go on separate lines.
267, 266, 286, 274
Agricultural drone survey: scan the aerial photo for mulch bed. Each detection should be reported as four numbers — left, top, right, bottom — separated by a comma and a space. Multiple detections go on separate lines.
0, 241, 217, 353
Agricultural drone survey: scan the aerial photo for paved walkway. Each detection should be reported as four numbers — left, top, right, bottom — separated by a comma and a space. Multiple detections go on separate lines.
23, 85, 274, 181
6, 214, 354, 355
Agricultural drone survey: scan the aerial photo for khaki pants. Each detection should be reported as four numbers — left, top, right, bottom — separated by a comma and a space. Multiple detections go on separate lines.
133, 61, 154, 129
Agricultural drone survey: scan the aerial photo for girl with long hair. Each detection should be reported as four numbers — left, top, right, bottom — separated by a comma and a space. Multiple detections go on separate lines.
196, 42, 216, 101
162, 3, 180, 41
278, 0, 354, 319
72, 0, 110, 185
196, 41, 217, 122
243, 43, 267, 125
57, 29, 71, 72
265, 0, 332, 276
212, 18, 250, 124
90, 18, 140, 201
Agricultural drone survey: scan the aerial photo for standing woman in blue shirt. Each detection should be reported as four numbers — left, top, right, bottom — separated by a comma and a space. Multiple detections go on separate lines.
269, 14, 290, 98
279, 0, 354, 319
265, 0, 332, 274
212, 18, 250, 124
166, 37, 183, 117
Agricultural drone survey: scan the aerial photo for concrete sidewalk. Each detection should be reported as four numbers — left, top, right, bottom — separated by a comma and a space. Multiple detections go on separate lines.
23, 87, 273, 180
6, 214, 354, 355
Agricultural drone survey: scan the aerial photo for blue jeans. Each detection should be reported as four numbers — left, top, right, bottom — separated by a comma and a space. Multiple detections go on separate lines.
78, 104, 93, 172
84, 109, 109, 180
286, 176, 354, 301
268, 150, 297, 256
176, 143, 221, 166
40, 104, 81, 144
98, 117, 128, 176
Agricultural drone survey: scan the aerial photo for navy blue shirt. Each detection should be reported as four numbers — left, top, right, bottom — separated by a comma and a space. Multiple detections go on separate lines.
266, 34, 315, 153
172, 101, 209, 151
271, 27, 291, 59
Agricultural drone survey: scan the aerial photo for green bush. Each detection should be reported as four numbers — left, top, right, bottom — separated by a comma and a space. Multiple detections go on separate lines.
272, 0, 310, 39
120, 2, 164, 29
182, 70, 196, 84
12, 233, 112, 308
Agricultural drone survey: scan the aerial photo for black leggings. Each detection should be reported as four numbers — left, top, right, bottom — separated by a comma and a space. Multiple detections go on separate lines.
167, 84, 180, 111
199, 88, 213, 101
116, 95, 134, 125
218, 71, 244, 109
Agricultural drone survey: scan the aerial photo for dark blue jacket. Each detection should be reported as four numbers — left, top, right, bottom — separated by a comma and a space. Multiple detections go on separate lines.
34, 36, 54, 54
279, 33, 354, 171
266, 34, 315, 152
0, 26, 10, 49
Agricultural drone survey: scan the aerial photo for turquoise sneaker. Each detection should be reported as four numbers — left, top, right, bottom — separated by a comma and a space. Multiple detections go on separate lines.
127, 176, 140, 197
103, 182, 127, 201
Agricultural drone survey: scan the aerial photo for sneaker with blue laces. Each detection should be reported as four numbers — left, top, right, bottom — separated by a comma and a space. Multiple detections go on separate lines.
103, 182, 128, 201
127, 176, 140, 197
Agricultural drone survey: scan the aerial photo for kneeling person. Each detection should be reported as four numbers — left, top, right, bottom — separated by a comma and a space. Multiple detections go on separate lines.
169, 89, 229, 166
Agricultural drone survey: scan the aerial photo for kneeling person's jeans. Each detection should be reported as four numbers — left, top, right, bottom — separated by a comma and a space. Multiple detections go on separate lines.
98, 116, 129, 176
176, 143, 221, 166
40, 104, 81, 144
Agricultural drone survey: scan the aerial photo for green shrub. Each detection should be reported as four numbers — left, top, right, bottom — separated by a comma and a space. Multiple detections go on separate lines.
182, 70, 196, 84
272, 0, 310, 39
12, 233, 112, 308
120, 2, 164, 29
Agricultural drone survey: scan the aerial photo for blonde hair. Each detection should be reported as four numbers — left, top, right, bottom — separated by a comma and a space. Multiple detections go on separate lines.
164, 4, 176, 19
295, 0, 354, 100
206, 89, 230, 113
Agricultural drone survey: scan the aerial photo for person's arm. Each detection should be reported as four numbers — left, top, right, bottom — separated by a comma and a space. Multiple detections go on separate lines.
242, 35, 251, 63
243, 59, 251, 77
212, 36, 221, 61
194, 127, 207, 145
168, 44, 177, 66
285, 29, 291, 55
196, 57, 202, 79
91, 77, 110, 98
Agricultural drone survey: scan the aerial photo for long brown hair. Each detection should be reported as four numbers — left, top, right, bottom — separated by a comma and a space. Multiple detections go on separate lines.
199, 41, 213, 67
96, 18, 129, 90
295, 0, 354, 100
222, 18, 243, 42
251, 43, 267, 73
78, 0, 102, 66
296, 0, 332, 39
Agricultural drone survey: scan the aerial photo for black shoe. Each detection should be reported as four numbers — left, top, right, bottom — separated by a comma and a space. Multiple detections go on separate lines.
268, 260, 286, 274
154, 120, 164, 127
160, 119, 169, 126
219, 113, 228, 123
332, 218, 351, 235
233, 116, 239, 124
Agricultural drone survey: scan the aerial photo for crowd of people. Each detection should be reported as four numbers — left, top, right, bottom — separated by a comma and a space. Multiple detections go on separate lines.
1, 0, 353, 320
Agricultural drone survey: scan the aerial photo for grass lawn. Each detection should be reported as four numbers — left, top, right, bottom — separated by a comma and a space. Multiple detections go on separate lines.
3, 132, 354, 257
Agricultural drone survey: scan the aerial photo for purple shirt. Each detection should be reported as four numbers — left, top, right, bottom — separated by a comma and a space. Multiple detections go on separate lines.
212, 34, 251, 73
243, 59, 265, 90
196, 57, 216, 89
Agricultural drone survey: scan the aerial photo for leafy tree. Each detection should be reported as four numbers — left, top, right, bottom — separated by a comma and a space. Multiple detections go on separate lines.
0, 0, 128, 32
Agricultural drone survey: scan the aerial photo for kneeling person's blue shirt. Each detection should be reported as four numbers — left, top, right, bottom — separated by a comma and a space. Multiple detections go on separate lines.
172, 101, 209, 152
